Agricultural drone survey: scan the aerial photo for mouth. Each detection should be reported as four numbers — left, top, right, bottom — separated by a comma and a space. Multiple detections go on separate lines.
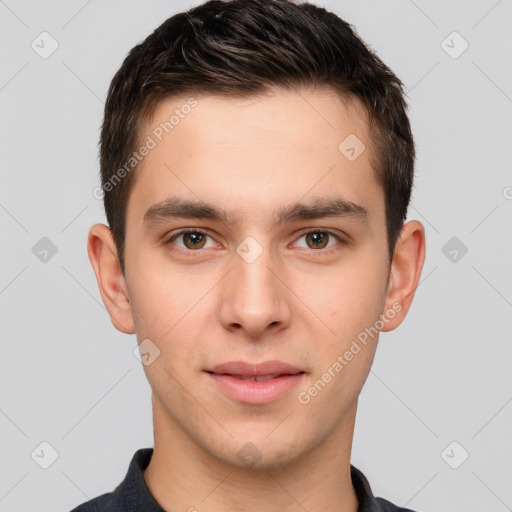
204, 360, 306, 404
206, 372, 304, 382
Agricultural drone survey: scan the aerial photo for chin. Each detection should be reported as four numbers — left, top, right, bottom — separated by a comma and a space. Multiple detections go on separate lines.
214, 436, 307, 471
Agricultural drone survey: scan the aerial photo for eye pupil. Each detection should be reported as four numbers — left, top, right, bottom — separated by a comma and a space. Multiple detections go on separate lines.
306, 232, 328, 249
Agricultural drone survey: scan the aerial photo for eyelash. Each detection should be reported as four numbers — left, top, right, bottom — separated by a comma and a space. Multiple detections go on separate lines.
164, 228, 345, 255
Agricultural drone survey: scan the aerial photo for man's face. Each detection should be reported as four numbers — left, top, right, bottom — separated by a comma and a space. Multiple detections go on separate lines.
123, 88, 392, 468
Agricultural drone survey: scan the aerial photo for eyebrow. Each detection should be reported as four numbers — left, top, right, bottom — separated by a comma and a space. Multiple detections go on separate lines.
143, 196, 369, 229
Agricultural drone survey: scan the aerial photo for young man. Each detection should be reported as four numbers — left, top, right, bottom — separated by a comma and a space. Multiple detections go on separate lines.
74, 0, 425, 510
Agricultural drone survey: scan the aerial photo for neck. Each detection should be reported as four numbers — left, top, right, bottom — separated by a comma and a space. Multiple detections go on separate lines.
143, 396, 359, 512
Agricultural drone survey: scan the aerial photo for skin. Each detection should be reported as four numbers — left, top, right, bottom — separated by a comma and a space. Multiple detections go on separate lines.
88, 87, 425, 512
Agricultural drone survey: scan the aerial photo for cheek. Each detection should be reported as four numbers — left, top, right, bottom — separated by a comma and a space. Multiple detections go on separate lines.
300, 270, 384, 413
128, 255, 201, 337
127, 263, 211, 377
315, 264, 387, 341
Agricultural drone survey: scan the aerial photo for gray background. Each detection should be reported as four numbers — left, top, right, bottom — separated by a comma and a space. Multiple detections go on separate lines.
1, 0, 511, 510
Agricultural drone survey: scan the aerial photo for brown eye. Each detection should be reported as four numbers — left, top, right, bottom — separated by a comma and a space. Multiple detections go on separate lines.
305, 232, 329, 249
294, 230, 342, 252
166, 230, 215, 251
182, 232, 207, 249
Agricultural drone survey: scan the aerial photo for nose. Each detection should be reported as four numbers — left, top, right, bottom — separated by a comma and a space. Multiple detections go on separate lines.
218, 242, 292, 339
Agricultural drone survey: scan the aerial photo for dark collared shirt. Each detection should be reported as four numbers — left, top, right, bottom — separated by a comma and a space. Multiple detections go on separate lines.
69, 448, 417, 512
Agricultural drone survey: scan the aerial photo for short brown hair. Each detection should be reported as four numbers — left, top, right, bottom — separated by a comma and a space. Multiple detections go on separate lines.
100, 0, 415, 274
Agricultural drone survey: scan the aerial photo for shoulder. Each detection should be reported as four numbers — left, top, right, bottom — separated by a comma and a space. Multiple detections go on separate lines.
350, 463, 419, 512
67, 448, 157, 512
376, 497, 418, 512
68, 491, 115, 512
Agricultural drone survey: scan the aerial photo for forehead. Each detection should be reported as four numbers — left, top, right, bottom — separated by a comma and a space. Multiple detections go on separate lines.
127, 86, 382, 228
147, 87, 369, 150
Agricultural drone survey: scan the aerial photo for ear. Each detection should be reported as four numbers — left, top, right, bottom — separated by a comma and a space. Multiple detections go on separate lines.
87, 223, 135, 334
381, 220, 426, 332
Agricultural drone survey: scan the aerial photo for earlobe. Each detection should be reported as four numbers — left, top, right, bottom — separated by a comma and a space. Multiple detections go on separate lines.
87, 223, 136, 334
381, 220, 426, 332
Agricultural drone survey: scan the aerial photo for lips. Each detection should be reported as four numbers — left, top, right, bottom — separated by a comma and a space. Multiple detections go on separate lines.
204, 360, 306, 404
206, 360, 305, 378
